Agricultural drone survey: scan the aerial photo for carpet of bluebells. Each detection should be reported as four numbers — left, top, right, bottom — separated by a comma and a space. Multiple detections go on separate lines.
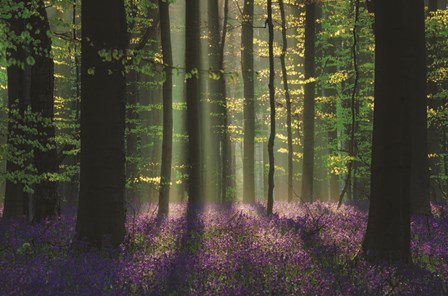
0, 201, 447, 296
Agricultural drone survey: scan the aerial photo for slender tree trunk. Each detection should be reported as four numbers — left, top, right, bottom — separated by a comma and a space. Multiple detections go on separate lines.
208, 0, 222, 202
242, 0, 255, 203
278, 0, 293, 203
363, 0, 426, 263
301, 3, 316, 202
76, 0, 127, 247
266, 0, 275, 216
185, 0, 201, 204
209, 0, 232, 203
158, 0, 173, 216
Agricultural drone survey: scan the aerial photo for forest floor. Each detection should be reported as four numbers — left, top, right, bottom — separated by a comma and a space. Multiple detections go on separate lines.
0, 201, 447, 295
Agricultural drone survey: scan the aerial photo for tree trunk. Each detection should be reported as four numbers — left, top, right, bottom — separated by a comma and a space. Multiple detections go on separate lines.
30, 0, 59, 222
301, 3, 316, 202
76, 0, 127, 247
363, 0, 426, 263
279, 0, 293, 203
158, 0, 173, 216
242, 0, 255, 203
266, 0, 275, 216
185, 0, 201, 204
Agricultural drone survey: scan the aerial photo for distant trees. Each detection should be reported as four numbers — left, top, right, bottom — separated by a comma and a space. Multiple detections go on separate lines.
75, 0, 127, 247
0, 0, 445, 226
363, 0, 426, 262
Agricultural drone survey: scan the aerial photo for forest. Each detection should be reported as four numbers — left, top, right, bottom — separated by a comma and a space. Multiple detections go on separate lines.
0, 0, 447, 295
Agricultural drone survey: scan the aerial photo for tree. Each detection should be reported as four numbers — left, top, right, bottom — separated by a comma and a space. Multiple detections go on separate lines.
363, 0, 426, 262
278, 0, 293, 203
3, 0, 31, 219
242, 0, 255, 203
29, 0, 59, 221
209, 0, 231, 203
266, 0, 275, 216
185, 0, 201, 204
301, 2, 317, 202
3, 0, 59, 221
158, 0, 173, 216
76, 0, 127, 247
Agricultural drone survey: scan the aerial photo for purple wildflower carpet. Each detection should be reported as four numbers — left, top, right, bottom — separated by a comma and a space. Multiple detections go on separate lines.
0, 202, 447, 295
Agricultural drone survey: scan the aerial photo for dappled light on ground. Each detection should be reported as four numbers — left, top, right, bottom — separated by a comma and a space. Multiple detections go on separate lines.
0, 202, 447, 295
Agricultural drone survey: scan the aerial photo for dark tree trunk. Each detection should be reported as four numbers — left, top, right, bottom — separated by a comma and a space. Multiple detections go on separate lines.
209, 0, 232, 203
363, 0, 426, 263
30, 0, 59, 222
158, 0, 173, 216
185, 0, 201, 204
301, 3, 316, 202
208, 0, 222, 202
279, 0, 293, 203
266, 0, 275, 216
76, 0, 127, 247
242, 0, 255, 203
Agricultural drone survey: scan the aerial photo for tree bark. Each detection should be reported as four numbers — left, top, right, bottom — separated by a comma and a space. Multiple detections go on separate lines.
158, 0, 173, 216
185, 0, 201, 204
30, 0, 59, 222
301, 3, 316, 202
363, 0, 426, 263
267, 0, 275, 216
209, 0, 232, 203
242, 0, 255, 203
279, 0, 293, 203
76, 0, 127, 247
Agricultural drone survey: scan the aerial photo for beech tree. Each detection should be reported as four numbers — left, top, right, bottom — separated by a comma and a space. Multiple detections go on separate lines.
29, 0, 59, 221
363, 0, 426, 262
301, 2, 317, 202
278, 0, 293, 203
158, 0, 173, 216
76, 0, 127, 247
266, 0, 275, 216
209, 0, 231, 203
185, 0, 201, 204
242, 0, 255, 203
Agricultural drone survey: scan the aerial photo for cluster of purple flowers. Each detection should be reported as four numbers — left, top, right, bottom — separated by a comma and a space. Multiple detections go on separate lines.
0, 202, 447, 295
